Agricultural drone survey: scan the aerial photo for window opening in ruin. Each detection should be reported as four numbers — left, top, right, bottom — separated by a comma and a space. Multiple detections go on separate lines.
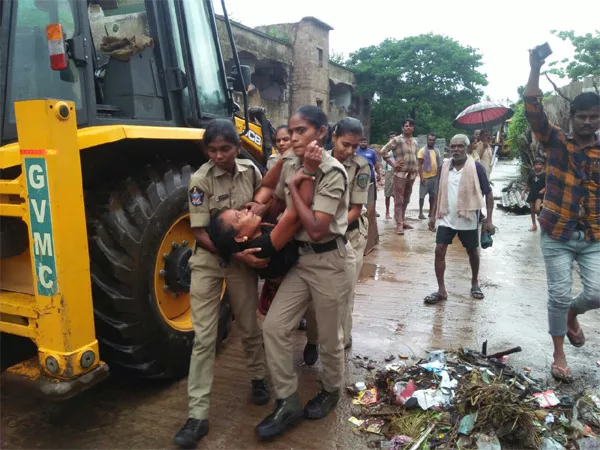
253, 60, 287, 102
317, 47, 323, 68
316, 99, 323, 109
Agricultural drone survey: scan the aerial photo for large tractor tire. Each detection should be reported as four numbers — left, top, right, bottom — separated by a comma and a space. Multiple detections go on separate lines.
86, 164, 232, 379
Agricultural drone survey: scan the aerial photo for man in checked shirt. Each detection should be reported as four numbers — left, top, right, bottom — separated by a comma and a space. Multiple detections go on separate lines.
379, 119, 419, 234
524, 50, 600, 382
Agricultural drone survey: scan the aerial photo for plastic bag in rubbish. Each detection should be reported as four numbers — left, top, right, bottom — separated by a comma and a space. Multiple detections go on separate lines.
476, 434, 501, 450
458, 412, 478, 435
394, 380, 416, 405
576, 437, 600, 450
427, 350, 447, 364
413, 389, 448, 410
541, 438, 566, 450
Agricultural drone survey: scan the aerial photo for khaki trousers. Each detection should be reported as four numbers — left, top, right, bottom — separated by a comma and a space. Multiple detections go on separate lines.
263, 240, 351, 398
393, 175, 416, 228
187, 248, 265, 419
306, 229, 365, 346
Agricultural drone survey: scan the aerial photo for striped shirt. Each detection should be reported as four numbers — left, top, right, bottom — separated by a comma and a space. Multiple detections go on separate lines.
524, 95, 600, 242
379, 135, 419, 176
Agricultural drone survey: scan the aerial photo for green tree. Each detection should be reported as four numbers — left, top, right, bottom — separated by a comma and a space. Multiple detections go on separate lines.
329, 51, 346, 66
347, 34, 488, 142
547, 30, 600, 82
507, 103, 528, 158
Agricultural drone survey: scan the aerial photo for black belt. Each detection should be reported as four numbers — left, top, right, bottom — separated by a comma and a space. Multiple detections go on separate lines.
347, 220, 360, 231
296, 236, 347, 254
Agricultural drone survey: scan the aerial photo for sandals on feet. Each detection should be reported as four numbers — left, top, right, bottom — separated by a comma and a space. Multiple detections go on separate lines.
566, 326, 585, 348
470, 286, 485, 299
424, 292, 447, 305
551, 364, 573, 382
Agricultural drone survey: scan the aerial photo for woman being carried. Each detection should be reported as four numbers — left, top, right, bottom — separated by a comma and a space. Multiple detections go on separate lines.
207, 144, 322, 286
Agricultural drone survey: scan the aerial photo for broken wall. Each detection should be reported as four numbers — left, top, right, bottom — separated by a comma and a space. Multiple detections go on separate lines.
216, 16, 293, 127
328, 61, 371, 136
288, 17, 331, 113
216, 16, 372, 138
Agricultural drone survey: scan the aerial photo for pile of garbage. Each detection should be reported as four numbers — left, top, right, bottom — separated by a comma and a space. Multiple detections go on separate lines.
497, 180, 530, 214
347, 346, 600, 449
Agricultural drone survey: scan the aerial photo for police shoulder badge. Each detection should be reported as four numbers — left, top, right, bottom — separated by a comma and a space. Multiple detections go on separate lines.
357, 173, 370, 189
189, 186, 204, 206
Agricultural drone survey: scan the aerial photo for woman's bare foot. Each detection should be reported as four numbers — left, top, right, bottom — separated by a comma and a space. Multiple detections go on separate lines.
529, 225, 537, 232
385, 213, 391, 220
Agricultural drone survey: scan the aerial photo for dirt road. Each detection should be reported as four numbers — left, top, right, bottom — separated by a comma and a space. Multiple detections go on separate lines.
2, 161, 599, 449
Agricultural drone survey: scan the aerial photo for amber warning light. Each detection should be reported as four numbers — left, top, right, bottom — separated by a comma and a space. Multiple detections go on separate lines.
46, 24, 67, 71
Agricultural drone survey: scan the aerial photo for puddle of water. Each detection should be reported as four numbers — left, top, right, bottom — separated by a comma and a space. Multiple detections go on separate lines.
479, 280, 500, 289
359, 263, 399, 282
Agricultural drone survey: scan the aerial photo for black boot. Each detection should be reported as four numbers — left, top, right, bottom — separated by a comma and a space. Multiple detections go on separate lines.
256, 392, 304, 440
251, 379, 270, 405
304, 390, 340, 420
173, 418, 209, 448
303, 343, 319, 366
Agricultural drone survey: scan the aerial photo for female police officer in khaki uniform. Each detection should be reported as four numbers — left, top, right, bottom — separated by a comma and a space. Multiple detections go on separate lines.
174, 119, 269, 448
254, 106, 352, 440
304, 117, 370, 362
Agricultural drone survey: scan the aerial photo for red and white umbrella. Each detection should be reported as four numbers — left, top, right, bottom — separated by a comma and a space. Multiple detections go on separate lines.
453, 101, 513, 130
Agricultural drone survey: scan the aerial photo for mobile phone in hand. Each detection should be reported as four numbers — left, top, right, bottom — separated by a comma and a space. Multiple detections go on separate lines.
532, 42, 552, 62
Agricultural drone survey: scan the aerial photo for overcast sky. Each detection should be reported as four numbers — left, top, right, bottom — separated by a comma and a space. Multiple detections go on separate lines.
213, 0, 598, 104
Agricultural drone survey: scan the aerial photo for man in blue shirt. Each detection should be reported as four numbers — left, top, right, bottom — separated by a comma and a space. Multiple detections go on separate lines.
357, 137, 382, 216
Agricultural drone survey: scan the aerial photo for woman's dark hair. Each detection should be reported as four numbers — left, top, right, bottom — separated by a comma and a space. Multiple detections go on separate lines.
402, 118, 416, 127
204, 119, 241, 146
275, 124, 289, 134
292, 105, 329, 130
323, 125, 335, 150
534, 157, 545, 165
332, 117, 363, 138
570, 92, 600, 115
207, 214, 241, 261
388, 131, 398, 137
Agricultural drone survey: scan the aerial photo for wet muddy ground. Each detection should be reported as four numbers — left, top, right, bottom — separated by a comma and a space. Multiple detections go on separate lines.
2, 161, 599, 449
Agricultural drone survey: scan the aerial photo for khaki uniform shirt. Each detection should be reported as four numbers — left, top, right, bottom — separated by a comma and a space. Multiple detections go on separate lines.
266, 153, 281, 171
188, 159, 262, 228
379, 135, 419, 176
344, 153, 370, 235
274, 151, 349, 243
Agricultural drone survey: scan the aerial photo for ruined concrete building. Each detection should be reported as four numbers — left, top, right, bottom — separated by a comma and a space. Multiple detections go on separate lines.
216, 16, 372, 137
